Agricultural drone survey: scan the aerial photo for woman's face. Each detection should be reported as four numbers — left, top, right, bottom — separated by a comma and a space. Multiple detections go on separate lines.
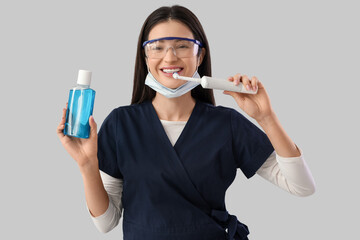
146, 20, 204, 89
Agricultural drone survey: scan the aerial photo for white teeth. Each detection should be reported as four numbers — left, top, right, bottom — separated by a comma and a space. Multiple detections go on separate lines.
162, 68, 181, 73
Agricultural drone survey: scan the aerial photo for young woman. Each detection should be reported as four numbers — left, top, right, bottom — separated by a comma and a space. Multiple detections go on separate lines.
57, 5, 315, 240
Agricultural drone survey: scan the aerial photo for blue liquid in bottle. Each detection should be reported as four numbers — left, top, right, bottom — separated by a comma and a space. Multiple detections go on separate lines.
64, 70, 95, 139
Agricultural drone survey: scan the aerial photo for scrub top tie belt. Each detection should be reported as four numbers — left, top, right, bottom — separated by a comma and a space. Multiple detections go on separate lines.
210, 209, 250, 240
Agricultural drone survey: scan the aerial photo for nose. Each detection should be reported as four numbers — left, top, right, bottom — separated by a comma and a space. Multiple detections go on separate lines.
163, 46, 178, 61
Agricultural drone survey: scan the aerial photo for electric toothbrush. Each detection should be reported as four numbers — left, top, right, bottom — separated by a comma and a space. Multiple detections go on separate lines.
172, 72, 257, 94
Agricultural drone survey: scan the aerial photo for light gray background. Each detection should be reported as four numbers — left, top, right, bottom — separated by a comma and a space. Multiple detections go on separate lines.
1, 0, 359, 239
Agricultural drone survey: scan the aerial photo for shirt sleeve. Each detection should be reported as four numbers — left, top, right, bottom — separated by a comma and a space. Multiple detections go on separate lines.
230, 109, 274, 178
97, 109, 123, 179
88, 170, 124, 233
256, 147, 316, 196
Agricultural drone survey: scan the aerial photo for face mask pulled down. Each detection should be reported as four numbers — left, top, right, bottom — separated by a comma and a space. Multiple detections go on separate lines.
145, 71, 200, 98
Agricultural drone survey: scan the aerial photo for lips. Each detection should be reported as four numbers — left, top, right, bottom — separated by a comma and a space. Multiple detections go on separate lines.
160, 67, 184, 74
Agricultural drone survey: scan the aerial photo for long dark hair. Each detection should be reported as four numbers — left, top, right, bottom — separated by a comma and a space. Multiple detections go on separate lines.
131, 5, 215, 105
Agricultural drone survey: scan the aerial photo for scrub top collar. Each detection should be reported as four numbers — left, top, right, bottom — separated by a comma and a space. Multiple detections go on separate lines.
145, 99, 200, 150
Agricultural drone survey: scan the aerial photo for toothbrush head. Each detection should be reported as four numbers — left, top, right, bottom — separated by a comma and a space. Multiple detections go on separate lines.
172, 72, 180, 79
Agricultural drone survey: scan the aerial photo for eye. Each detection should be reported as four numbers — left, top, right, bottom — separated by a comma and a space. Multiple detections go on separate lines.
150, 46, 163, 51
175, 43, 191, 49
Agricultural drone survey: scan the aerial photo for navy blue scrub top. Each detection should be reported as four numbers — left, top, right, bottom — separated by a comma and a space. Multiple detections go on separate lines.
97, 99, 274, 240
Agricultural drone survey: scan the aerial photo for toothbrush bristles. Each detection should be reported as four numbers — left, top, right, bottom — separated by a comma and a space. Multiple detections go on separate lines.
173, 72, 179, 79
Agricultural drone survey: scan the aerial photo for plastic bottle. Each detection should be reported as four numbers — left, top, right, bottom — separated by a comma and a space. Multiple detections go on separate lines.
64, 70, 96, 138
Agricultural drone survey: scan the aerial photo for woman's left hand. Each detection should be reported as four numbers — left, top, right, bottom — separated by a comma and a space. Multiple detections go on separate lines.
223, 73, 274, 122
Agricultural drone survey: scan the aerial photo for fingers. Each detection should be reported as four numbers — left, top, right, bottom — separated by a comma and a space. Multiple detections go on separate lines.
228, 74, 258, 91
61, 107, 67, 124
241, 75, 257, 91
57, 111, 66, 138
257, 79, 264, 89
227, 73, 241, 85
89, 116, 98, 138
57, 121, 65, 135
56, 104, 68, 138
250, 76, 258, 91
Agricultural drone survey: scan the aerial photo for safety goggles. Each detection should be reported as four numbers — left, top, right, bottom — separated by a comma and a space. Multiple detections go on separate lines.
142, 37, 203, 59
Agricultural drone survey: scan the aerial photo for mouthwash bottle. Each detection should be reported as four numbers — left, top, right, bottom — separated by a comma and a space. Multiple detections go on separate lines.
64, 70, 96, 138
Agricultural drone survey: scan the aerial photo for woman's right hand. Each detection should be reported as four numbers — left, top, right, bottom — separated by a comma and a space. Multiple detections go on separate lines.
56, 104, 98, 169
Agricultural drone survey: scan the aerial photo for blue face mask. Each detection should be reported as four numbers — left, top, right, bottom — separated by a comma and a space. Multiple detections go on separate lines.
145, 71, 200, 98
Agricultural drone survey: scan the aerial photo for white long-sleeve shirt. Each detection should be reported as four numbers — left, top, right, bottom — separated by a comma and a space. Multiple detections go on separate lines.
89, 119, 316, 233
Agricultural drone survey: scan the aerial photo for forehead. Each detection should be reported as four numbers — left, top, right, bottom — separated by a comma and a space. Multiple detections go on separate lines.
148, 20, 194, 40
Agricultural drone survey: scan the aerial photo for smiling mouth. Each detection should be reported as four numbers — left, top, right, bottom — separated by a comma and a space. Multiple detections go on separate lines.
161, 68, 183, 73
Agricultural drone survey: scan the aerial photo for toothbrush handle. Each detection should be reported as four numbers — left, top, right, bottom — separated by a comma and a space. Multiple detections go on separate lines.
201, 76, 257, 94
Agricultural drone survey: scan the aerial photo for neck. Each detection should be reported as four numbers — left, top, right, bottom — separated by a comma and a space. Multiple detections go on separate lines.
151, 92, 196, 121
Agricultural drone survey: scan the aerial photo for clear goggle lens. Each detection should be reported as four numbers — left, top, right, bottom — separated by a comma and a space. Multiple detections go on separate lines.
144, 39, 200, 59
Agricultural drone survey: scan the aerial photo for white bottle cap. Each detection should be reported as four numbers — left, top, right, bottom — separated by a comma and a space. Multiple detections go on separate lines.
77, 70, 92, 86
